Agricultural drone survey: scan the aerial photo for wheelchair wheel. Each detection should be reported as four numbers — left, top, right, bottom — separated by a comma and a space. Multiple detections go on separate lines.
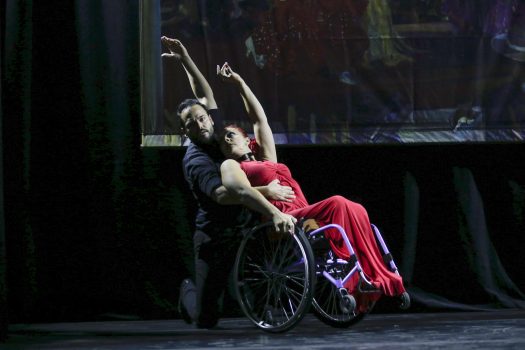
310, 247, 376, 328
312, 277, 376, 328
234, 223, 316, 333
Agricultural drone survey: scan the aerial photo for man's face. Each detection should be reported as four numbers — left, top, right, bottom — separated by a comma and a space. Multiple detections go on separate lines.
181, 104, 215, 145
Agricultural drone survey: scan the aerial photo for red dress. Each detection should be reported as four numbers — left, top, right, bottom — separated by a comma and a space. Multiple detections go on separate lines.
240, 160, 405, 309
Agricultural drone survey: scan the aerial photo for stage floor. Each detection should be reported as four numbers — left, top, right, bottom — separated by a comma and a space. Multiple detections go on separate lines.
4, 310, 525, 349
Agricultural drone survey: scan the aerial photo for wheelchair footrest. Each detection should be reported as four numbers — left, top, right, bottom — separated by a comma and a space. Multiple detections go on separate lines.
358, 276, 381, 294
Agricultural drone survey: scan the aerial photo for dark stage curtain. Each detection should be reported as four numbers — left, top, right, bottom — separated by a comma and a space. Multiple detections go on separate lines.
2, 0, 33, 339
1, 0, 524, 332
278, 145, 525, 311
2, 0, 193, 325
0, 0, 7, 340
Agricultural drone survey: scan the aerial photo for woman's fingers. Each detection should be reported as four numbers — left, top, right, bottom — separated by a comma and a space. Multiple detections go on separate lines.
217, 62, 232, 79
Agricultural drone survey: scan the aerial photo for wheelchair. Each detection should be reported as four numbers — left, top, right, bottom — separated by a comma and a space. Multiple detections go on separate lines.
233, 218, 410, 333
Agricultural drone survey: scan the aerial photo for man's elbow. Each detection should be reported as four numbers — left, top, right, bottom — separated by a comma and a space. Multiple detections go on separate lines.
223, 183, 248, 202
213, 185, 242, 205
219, 160, 250, 203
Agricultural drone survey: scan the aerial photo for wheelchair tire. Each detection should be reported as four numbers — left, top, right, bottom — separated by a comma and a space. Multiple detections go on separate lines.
311, 267, 376, 328
234, 223, 316, 333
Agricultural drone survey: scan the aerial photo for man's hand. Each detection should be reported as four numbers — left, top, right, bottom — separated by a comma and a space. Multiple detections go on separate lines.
216, 62, 242, 84
271, 211, 297, 235
161, 36, 188, 60
265, 179, 295, 202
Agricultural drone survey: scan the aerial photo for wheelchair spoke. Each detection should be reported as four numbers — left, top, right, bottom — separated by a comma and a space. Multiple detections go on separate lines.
266, 275, 300, 324
285, 274, 307, 288
235, 225, 315, 332
245, 263, 272, 278
283, 286, 304, 306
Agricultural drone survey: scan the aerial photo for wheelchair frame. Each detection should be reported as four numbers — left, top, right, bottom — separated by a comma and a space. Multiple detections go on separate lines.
233, 220, 409, 333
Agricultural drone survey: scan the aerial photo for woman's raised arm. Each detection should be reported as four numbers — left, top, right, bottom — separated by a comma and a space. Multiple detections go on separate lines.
217, 63, 276, 162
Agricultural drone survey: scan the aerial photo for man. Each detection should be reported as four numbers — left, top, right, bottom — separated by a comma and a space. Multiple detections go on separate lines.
161, 36, 296, 328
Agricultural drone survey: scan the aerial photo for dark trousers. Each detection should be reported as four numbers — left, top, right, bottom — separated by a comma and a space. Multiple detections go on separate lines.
187, 229, 240, 328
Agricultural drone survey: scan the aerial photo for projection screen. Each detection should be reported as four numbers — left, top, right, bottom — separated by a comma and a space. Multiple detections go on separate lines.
141, 0, 525, 147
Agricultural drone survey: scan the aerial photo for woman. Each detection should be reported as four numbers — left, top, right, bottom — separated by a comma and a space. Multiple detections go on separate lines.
217, 63, 407, 311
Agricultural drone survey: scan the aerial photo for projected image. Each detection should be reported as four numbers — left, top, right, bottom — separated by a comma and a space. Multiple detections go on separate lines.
141, 0, 525, 146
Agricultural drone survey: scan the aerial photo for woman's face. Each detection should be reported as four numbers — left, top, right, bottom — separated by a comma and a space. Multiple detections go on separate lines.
220, 127, 251, 159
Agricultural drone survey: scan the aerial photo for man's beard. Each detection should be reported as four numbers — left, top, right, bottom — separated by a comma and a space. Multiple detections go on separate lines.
195, 128, 215, 145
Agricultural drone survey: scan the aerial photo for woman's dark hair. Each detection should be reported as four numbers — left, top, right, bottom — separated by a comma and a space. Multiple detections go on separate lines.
224, 124, 249, 138
177, 99, 208, 121
223, 124, 260, 156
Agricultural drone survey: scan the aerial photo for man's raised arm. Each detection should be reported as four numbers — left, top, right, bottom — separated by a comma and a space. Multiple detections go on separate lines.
161, 36, 217, 109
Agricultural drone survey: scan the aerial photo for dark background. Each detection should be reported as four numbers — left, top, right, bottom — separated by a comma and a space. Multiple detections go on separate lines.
1, 0, 524, 341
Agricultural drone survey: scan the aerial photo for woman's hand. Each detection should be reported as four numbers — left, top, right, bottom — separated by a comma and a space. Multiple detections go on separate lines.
265, 179, 296, 202
161, 36, 188, 60
217, 62, 242, 84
